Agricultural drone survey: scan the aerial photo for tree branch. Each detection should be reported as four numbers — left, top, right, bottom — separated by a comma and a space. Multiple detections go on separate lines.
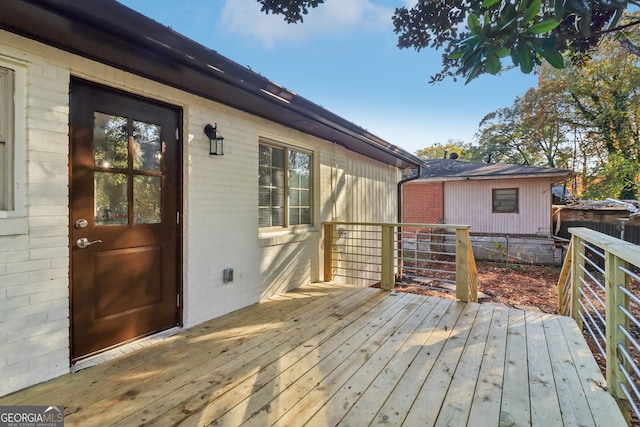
618, 32, 640, 56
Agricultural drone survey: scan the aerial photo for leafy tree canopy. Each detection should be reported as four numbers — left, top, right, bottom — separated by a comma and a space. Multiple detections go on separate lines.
414, 139, 481, 160
256, 0, 640, 82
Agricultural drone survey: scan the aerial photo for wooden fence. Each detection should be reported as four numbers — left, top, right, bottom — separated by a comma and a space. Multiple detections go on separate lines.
557, 221, 640, 245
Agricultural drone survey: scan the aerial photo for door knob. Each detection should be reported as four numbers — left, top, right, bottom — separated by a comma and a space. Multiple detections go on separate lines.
76, 238, 103, 249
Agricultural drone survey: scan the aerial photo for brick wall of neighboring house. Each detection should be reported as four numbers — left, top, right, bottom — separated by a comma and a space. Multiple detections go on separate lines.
402, 181, 444, 230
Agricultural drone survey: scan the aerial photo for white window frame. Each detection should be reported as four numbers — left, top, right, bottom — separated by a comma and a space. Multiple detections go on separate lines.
258, 139, 313, 231
0, 57, 27, 222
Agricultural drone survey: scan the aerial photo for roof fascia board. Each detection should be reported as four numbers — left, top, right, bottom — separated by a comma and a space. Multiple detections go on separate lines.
412, 172, 575, 182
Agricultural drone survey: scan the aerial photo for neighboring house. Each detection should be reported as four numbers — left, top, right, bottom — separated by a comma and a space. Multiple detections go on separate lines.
402, 159, 574, 264
0, 0, 423, 396
554, 199, 640, 244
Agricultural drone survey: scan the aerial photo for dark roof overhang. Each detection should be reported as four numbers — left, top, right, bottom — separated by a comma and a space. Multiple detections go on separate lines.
1, 0, 423, 169
413, 159, 575, 182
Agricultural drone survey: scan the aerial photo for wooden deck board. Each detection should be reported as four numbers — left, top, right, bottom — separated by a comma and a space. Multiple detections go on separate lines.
526, 311, 564, 426
467, 305, 509, 427
0, 284, 627, 426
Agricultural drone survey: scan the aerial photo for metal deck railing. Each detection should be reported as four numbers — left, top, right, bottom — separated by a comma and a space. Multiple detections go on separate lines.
558, 227, 640, 425
323, 222, 478, 303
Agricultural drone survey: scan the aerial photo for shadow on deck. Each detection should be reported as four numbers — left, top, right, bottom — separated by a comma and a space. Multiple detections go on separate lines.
0, 283, 626, 426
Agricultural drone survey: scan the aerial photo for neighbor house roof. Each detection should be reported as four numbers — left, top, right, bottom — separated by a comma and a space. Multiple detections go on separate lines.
414, 159, 575, 182
1, 0, 423, 169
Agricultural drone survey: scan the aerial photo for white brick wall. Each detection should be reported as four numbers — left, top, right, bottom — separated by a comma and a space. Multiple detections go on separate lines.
0, 33, 71, 395
0, 30, 402, 396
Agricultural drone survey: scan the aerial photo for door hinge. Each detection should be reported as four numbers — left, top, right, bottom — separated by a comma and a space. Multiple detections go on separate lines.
177, 294, 180, 308
177, 211, 180, 224
175, 127, 180, 141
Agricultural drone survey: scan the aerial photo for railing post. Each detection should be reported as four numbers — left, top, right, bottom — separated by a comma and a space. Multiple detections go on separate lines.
557, 239, 573, 316
467, 242, 479, 303
381, 224, 395, 291
323, 223, 336, 282
605, 250, 630, 416
570, 233, 584, 328
456, 227, 470, 302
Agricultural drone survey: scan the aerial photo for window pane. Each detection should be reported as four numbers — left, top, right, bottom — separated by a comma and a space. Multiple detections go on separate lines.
259, 187, 271, 207
289, 208, 300, 226
290, 189, 300, 206
288, 150, 311, 225
258, 208, 271, 228
95, 172, 128, 225
133, 120, 161, 171
259, 166, 271, 186
0, 67, 14, 211
259, 143, 312, 228
0, 141, 5, 210
272, 169, 285, 187
94, 113, 128, 169
134, 175, 162, 224
258, 144, 286, 227
300, 208, 310, 224
272, 187, 285, 207
271, 208, 284, 226
493, 188, 518, 213
300, 189, 309, 205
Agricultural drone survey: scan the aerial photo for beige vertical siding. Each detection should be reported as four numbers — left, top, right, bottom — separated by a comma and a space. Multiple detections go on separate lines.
444, 178, 554, 235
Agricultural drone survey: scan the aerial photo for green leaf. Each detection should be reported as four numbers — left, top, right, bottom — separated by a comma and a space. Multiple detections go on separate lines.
500, 17, 518, 32
511, 46, 520, 66
528, 18, 561, 34
448, 49, 465, 60
482, 0, 502, 7
500, 3, 517, 24
539, 46, 565, 68
516, 42, 534, 73
533, 37, 565, 68
517, 0, 532, 13
464, 62, 483, 84
485, 53, 502, 74
482, 14, 491, 35
495, 47, 511, 57
468, 13, 482, 34
522, 0, 541, 24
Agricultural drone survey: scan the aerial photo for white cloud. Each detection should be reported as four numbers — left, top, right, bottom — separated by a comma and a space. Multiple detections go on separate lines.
220, 0, 393, 47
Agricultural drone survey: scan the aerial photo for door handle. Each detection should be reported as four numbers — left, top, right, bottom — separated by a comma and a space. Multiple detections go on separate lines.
77, 238, 103, 249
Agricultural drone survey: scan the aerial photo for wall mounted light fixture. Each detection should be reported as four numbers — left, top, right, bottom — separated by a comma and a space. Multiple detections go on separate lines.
204, 123, 224, 155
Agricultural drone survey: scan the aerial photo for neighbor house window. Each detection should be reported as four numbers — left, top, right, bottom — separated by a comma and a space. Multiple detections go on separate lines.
492, 188, 518, 213
0, 66, 14, 211
259, 142, 312, 228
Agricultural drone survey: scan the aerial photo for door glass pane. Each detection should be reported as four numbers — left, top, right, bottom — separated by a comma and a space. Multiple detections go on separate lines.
133, 120, 161, 171
134, 175, 162, 224
94, 113, 128, 169
95, 172, 128, 225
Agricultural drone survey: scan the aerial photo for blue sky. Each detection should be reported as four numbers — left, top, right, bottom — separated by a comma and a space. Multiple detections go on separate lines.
117, 0, 538, 155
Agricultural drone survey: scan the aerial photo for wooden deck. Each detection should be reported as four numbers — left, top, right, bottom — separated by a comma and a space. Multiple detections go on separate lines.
0, 284, 627, 426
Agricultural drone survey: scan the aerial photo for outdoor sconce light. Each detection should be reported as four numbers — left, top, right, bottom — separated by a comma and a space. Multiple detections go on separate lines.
204, 123, 224, 156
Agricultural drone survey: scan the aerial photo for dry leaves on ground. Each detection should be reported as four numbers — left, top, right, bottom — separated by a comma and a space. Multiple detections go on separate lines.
389, 261, 561, 313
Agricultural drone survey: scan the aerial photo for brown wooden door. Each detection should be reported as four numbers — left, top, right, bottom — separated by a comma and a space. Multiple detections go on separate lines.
70, 79, 181, 360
